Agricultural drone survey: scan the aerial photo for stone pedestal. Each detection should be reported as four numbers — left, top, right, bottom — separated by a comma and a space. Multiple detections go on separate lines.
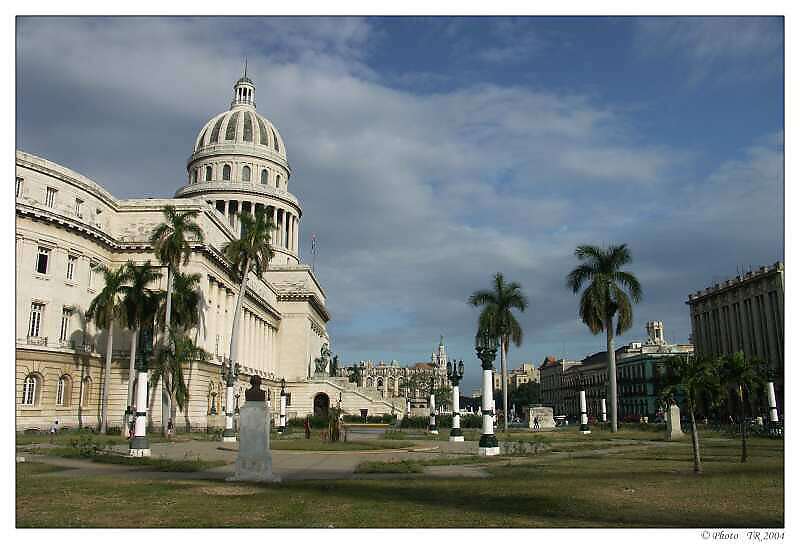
527, 406, 556, 430
665, 404, 684, 441
227, 401, 280, 483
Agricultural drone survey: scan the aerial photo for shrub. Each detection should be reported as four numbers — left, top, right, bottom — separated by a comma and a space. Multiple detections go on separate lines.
68, 430, 113, 458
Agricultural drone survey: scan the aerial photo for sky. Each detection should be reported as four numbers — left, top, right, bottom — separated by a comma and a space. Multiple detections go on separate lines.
16, 16, 784, 390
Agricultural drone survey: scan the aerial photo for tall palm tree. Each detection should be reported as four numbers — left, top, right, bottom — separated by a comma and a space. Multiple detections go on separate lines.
721, 351, 765, 463
149, 205, 205, 431
661, 354, 722, 475
468, 273, 528, 432
151, 328, 209, 427
118, 261, 162, 434
567, 244, 642, 433
157, 270, 201, 333
222, 209, 275, 370
86, 265, 128, 434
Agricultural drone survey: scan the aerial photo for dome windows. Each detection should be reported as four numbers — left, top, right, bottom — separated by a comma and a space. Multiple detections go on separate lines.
225, 112, 240, 141
222, 164, 231, 181
242, 166, 251, 182
243, 112, 253, 142
256, 116, 269, 147
261, 169, 268, 184
271, 128, 280, 152
209, 115, 225, 144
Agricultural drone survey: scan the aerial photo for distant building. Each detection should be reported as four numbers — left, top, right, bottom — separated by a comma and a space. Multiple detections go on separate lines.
539, 321, 693, 420
687, 262, 784, 405
494, 362, 540, 391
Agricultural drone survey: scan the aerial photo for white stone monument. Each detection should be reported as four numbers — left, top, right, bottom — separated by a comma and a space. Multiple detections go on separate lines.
665, 403, 684, 441
228, 376, 280, 483
527, 406, 555, 430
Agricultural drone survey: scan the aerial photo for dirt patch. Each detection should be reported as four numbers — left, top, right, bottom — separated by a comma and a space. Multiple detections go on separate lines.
197, 485, 262, 496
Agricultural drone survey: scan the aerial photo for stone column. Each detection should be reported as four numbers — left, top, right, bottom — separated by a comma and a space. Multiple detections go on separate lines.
294, 216, 300, 254
272, 207, 278, 246
205, 278, 216, 355
480, 363, 498, 456
579, 390, 591, 434
767, 381, 781, 437
601, 398, 607, 423
449, 384, 463, 442
223, 378, 236, 442
129, 363, 151, 457
428, 389, 438, 434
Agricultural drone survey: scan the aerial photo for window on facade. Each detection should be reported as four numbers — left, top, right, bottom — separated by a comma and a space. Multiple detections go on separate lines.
89, 261, 98, 289
22, 374, 39, 406
56, 375, 71, 406
60, 307, 72, 343
16, 177, 22, 198
222, 165, 231, 181
276, 174, 281, 189
45, 187, 57, 208
66, 255, 77, 281
242, 166, 251, 182
35, 246, 50, 274
75, 198, 84, 218
261, 169, 268, 184
29, 302, 44, 337
205, 166, 213, 181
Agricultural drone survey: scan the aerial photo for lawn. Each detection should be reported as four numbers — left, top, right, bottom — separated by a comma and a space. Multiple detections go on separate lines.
16, 434, 783, 528
269, 438, 414, 451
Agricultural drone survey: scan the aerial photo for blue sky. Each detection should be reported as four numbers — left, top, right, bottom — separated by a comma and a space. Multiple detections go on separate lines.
16, 16, 784, 390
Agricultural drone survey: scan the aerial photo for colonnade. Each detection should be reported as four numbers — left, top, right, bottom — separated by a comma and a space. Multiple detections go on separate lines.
210, 199, 299, 253
204, 276, 279, 375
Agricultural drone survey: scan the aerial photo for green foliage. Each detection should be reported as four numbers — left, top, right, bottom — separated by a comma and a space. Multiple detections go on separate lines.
468, 272, 528, 349
159, 271, 201, 331
67, 431, 115, 458
355, 460, 423, 474
510, 381, 541, 408
222, 209, 276, 283
287, 416, 329, 429
150, 329, 209, 413
86, 265, 128, 330
397, 414, 481, 429
118, 261, 162, 332
149, 205, 205, 272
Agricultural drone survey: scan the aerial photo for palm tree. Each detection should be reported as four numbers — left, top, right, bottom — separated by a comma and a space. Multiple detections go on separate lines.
222, 209, 275, 370
149, 205, 205, 431
468, 273, 528, 432
566, 244, 642, 433
157, 270, 201, 333
720, 351, 765, 463
151, 328, 209, 428
86, 265, 128, 433
118, 261, 162, 434
661, 354, 722, 475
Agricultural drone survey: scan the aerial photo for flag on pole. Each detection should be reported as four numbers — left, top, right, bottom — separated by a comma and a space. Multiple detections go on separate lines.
311, 233, 318, 271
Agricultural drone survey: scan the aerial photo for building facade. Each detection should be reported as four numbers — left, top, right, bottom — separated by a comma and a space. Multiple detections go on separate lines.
494, 362, 540, 391
16, 73, 402, 431
687, 262, 784, 405
539, 321, 694, 420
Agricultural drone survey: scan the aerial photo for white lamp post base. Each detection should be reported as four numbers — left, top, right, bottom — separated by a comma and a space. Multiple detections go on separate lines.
129, 448, 151, 458
478, 446, 500, 456
579, 429, 592, 435
449, 435, 464, 442
222, 436, 237, 442
429, 429, 439, 435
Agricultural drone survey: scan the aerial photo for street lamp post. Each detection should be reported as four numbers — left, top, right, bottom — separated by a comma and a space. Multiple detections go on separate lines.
278, 378, 288, 434
221, 359, 239, 442
447, 358, 465, 442
766, 381, 781, 437
428, 375, 438, 434
601, 397, 608, 423
129, 326, 153, 457
579, 375, 591, 435
476, 331, 500, 456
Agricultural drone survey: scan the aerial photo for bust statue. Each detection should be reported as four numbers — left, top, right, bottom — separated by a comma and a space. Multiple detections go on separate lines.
244, 375, 266, 401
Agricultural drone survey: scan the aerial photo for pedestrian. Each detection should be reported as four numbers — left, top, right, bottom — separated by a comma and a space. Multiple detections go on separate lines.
533, 416, 540, 431
166, 418, 174, 438
49, 419, 59, 442
304, 415, 311, 439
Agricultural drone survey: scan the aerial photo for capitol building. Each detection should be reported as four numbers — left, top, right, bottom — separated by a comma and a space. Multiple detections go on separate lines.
15, 73, 403, 431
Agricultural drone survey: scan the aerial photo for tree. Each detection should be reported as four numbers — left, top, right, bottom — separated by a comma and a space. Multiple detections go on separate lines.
157, 270, 201, 332
566, 244, 642, 433
151, 328, 209, 426
660, 354, 722, 475
86, 265, 128, 433
468, 273, 528, 432
510, 381, 541, 411
149, 205, 204, 432
222, 209, 275, 375
118, 261, 162, 434
347, 365, 362, 385
720, 351, 765, 463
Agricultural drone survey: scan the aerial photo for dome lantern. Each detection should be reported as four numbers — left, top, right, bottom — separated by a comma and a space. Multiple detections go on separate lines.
231, 59, 255, 109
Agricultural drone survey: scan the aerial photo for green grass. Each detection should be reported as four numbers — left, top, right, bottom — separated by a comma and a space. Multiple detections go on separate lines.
355, 460, 424, 474
16, 436, 783, 528
16, 461, 70, 475
269, 438, 414, 451
16, 429, 178, 447
37, 447, 227, 472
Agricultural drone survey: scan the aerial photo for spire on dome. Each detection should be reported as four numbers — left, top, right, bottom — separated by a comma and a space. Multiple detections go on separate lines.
231, 65, 255, 109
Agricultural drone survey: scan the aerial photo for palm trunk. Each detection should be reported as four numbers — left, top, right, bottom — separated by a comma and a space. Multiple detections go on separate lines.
124, 327, 139, 436
170, 388, 178, 434
162, 267, 174, 434
740, 386, 748, 463
501, 338, 508, 433
229, 257, 250, 366
688, 397, 702, 474
606, 319, 618, 433
100, 321, 113, 434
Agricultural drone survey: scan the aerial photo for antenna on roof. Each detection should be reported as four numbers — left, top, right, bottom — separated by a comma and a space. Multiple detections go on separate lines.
244, 57, 248, 78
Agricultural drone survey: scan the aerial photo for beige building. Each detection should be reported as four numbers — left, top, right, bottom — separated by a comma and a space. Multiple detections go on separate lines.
494, 362, 540, 391
15, 73, 402, 431
687, 262, 784, 404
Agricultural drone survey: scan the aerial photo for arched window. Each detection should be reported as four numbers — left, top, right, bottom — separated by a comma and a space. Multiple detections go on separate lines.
81, 377, 93, 408
241, 166, 251, 182
205, 166, 212, 181
276, 174, 281, 189
56, 375, 72, 406
22, 374, 39, 406
261, 169, 268, 184
222, 164, 231, 181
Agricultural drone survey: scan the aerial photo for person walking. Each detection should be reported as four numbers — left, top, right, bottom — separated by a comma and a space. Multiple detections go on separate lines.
533, 415, 540, 431
49, 419, 59, 442
304, 415, 311, 439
